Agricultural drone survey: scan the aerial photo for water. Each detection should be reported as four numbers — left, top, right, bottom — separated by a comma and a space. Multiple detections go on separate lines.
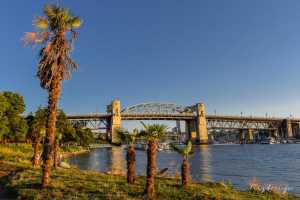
69, 144, 300, 194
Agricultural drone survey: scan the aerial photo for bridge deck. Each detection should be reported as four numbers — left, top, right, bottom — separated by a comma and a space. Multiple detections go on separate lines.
67, 113, 300, 122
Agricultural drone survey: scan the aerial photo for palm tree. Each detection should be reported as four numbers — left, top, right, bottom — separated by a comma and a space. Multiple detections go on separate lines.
140, 122, 168, 199
27, 107, 47, 167
117, 128, 139, 184
53, 132, 63, 168
31, 124, 47, 167
170, 140, 193, 187
24, 4, 81, 188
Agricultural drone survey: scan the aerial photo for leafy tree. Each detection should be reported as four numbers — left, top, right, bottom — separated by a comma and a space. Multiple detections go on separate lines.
53, 110, 76, 168
170, 141, 193, 187
1, 91, 27, 143
0, 93, 9, 143
140, 122, 168, 199
74, 126, 94, 147
117, 128, 139, 184
3, 91, 25, 115
8, 116, 28, 142
24, 4, 82, 188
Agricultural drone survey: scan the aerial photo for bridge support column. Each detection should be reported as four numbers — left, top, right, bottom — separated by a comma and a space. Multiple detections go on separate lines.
185, 120, 197, 142
108, 100, 121, 144
239, 129, 245, 144
283, 119, 293, 138
270, 129, 278, 138
295, 123, 300, 138
247, 129, 254, 143
196, 103, 208, 144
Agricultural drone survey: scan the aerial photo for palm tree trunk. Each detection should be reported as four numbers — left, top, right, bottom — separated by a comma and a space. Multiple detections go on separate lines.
53, 141, 58, 168
41, 76, 62, 188
145, 139, 157, 199
32, 136, 41, 167
182, 159, 190, 187
127, 145, 136, 184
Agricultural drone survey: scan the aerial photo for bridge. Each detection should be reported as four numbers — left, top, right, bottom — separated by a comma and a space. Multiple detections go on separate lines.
68, 100, 300, 144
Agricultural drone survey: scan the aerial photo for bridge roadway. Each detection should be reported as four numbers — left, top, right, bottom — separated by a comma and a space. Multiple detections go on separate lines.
67, 113, 300, 131
67, 113, 297, 121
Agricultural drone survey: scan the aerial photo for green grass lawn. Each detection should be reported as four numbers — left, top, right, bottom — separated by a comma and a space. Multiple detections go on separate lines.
0, 144, 299, 200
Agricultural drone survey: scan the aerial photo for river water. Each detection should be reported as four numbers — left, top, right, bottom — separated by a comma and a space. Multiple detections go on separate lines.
69, 144, 300, 194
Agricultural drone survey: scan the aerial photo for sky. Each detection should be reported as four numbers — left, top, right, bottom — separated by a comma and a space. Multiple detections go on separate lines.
1, 0, 300, 118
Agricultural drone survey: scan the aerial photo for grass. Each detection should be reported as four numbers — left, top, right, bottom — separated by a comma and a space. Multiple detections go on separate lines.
60, 144, 86, 153
0, 144, 299, 200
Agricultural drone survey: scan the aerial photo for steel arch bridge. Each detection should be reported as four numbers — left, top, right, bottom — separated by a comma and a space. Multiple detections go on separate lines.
121, 102, 189, 114
67, 99, 299, 143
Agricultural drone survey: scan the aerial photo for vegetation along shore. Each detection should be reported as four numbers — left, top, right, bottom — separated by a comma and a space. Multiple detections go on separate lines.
0, 144, 299, 200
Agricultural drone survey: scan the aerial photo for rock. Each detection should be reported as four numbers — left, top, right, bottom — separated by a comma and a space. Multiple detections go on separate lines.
59, 161, 71, 169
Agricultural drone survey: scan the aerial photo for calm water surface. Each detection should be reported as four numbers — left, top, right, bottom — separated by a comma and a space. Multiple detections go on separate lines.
69, 144, 300, 194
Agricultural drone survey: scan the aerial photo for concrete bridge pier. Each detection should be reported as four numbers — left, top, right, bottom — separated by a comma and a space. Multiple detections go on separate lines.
196, 103, 208, 144
247, 129, 254, 143
185, 120, 197, 142
107, 99, 121, 144
294, 123, 300, 138
283, 119, 293, 138
239, 129, 245, 144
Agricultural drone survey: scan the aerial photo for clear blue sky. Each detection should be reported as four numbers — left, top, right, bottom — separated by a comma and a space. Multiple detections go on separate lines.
1, 0, 300, 117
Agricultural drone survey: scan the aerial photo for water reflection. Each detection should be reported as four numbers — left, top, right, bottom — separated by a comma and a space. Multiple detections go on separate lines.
108, 147, 126, 175
198, 145, 212, 182
69, 144, 300, 194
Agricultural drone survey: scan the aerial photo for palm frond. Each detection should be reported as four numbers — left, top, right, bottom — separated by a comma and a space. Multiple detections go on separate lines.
139, 122, 168, 140
33, 17, 49, 30
44, 5, 57, 19
23, 32, 48, 46
169, 143, 185, 156
70, 17, 81, 29
170, 140, 193, 159
117, 128, 139, 145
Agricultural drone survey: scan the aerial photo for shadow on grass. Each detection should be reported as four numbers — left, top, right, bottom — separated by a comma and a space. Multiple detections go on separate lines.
0, 169, 22, 199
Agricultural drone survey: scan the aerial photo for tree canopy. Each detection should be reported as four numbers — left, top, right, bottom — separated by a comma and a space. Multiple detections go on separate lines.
0, 91, 28, 142
0, 91, 94, 146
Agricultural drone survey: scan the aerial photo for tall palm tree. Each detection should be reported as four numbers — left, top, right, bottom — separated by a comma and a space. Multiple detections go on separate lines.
140, 122, 168, 199
24, 4, 81, 188
170, 140, 193, 187
117, 128, 139, 184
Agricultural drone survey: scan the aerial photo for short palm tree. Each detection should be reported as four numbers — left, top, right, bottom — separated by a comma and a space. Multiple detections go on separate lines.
117, 128, 139, 184
53, 132, 63, 168
24, 4, 81, 188
29, 107, 47, 167
140, 122, 168, 199
170, 140, 193, 187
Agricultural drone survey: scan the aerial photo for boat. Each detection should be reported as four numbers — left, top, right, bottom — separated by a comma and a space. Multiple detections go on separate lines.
261, 137, 277, 144
135, 142, 147, 150
158, 142, 172, 151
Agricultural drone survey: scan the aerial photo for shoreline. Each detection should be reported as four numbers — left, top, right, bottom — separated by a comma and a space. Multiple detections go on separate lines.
0, 144, 299, 199
61, 144, 114, 158
62, 149, 90, 158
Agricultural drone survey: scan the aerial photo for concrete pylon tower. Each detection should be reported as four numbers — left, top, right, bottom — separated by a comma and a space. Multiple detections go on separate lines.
286, 120, 293, 138
248, 129, 254, 141
110, 99, 121, 144
196, 103, 208, 144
